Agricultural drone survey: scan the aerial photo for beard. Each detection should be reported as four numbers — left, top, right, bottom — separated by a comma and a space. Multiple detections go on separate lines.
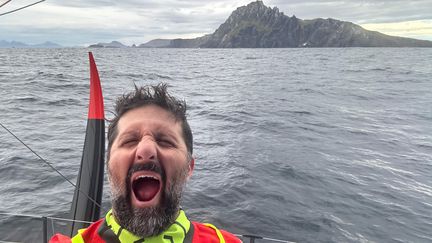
110, 161, 189, 237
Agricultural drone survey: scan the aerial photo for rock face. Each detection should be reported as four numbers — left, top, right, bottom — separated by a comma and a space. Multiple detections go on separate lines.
160, 1, 432, 48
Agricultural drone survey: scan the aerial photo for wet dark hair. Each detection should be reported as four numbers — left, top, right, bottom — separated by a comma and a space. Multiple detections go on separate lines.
107, 83, 193, 162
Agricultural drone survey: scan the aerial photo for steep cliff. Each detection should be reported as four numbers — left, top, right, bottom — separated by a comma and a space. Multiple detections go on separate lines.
160, 1, 432, 48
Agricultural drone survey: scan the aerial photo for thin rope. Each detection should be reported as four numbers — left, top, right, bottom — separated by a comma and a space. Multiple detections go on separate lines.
0, 0, 12, 8
0, 121, 102, 209
0, 212, 43, 219
235, 234, 295, 243
262, 237, 295, 243
0, 212, 94, 224
0, 0, 45, 17
47, 216, 93, 224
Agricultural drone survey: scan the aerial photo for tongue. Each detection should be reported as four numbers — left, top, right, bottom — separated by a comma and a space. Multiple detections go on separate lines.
133, 178, 160, 202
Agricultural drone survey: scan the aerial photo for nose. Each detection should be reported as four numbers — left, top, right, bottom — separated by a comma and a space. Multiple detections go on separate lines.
135, 137, 157, 162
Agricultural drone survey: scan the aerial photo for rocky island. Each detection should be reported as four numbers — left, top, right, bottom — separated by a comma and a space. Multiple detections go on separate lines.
88, 41, 128, 48
92, 1, 432, 48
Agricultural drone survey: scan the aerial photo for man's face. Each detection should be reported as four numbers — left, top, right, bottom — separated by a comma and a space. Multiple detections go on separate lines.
108, 105, 194, 236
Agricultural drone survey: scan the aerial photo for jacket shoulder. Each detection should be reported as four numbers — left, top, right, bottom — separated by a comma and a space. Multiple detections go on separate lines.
192, 221, 242, 243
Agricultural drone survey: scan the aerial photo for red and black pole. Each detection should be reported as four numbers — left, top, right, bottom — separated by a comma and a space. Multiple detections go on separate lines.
68, 52, 105, 236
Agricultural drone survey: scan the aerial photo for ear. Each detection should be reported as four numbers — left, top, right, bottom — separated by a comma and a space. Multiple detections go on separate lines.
187, 156, 195, 179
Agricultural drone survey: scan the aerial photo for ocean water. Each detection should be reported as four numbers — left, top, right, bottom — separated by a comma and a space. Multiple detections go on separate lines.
0, 48, 431, 242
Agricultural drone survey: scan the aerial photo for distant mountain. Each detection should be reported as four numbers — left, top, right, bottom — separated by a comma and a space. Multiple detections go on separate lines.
0, 40, 62, 48
32, 41, 62, 48
0, 40, 26, 48
88, 41, 127, 48
143, 1, 432, 48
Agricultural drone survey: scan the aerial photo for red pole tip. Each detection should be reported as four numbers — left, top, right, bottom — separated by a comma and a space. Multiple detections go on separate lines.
88, 52, 105, 119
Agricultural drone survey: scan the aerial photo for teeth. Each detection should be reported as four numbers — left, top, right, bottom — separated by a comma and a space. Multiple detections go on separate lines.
136, 175, 157, 180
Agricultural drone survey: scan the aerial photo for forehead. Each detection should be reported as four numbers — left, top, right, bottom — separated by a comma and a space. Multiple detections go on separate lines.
117, 105, 181, 134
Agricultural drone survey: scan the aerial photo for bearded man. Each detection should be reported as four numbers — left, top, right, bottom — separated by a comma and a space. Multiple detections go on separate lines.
50, 83, 241, 243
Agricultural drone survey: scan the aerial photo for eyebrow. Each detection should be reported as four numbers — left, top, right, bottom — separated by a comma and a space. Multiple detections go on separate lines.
117, 126, 181, 143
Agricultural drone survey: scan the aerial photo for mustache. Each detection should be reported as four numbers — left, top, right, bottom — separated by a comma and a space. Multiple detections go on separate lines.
127, 161, 166, 181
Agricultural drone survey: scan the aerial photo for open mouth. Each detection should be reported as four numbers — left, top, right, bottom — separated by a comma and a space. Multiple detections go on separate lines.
131, 172, 162, 205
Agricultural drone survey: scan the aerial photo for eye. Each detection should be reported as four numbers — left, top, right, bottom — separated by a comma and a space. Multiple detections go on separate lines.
120, 137, 138, 147
157, 138, 175, 148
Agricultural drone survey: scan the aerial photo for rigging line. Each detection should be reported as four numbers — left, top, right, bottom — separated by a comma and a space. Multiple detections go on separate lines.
0, 121, 102, 209
0, 212, 93, 224
235, 234, 295, 243
0, 0, 45, 17
0, 0, 12, 8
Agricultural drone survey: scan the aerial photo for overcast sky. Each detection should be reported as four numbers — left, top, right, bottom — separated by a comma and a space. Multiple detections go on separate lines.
1, 0, 431, 46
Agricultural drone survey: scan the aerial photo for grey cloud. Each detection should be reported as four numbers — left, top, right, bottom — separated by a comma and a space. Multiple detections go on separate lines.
45, 0, 432, 28
268, 0, 432, 23
48, 0, 116, 8
15, 0, 432, 24
49, 0, 213, 9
